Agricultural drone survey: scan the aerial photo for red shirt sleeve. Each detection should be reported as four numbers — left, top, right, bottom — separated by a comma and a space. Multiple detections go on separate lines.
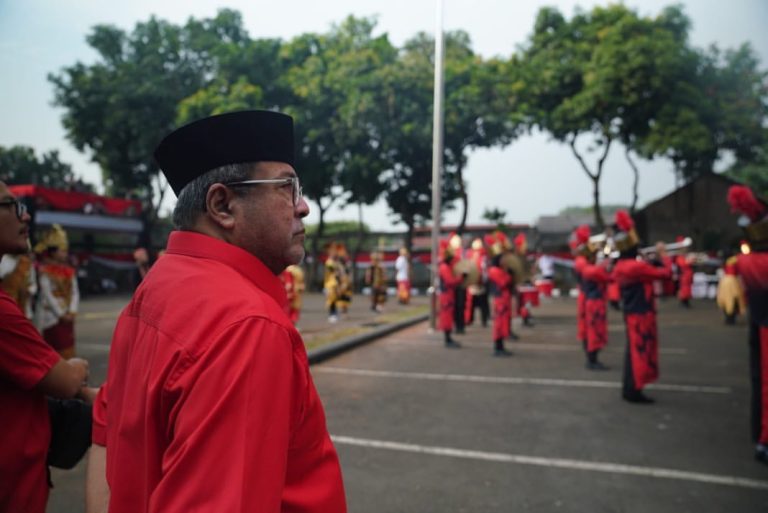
92, 384, 108, 446
148, 318, 302, 512
581, 264, 611, 283
439, 262, 462, 287
0, 293, 60, 390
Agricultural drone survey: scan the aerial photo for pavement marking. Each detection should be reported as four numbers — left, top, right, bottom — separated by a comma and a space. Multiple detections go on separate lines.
315, 367, 731, 394
330, 435, 768, 491
386, 340, 688, 355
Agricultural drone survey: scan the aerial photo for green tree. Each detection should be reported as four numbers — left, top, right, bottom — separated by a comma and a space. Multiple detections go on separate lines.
0, 145, 92, 190
48, 10, 248, 223
516, 5, 703, 227
641, 43, 768, 184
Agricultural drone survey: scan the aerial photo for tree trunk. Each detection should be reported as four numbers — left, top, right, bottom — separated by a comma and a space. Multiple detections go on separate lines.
351, 201, 367, 292
568, 134, 612, 230
457, 162, 468, 236
310, 200, 327, 291
625, 148, 640, 214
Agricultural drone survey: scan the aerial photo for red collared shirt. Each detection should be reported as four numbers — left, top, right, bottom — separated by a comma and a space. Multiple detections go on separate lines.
93, 231, 346, 513
0, 290, 61, 513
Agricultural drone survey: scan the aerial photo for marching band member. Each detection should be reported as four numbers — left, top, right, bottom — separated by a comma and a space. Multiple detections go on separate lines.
486, 231, 513, 356
465, 238, 489, 327
438, 239, 464, 348
513, 233, 533, 327
0, 252, 37, 319
716, 256, 746, 325
335, 243, 353, 315
449, 233, 467, 335
395, 247, 411, 304
573, 225, 610, 370
726, 185, 768, 464
280, 264, 305, 325
570, 227, 589, 349
35, 224, 79, 359
366, 251, 387, 313
611, 211, 672, 404
324, 242, 340, 323
675, 238, 694, 308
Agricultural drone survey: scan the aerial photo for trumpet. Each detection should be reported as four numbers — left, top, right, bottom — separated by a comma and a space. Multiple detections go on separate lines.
639, 237, 692, 256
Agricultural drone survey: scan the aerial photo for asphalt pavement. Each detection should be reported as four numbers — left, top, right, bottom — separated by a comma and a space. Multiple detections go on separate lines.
46, 294, 768, 512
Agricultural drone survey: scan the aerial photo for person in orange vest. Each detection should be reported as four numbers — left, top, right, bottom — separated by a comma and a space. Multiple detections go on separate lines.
438, 239, 464, 348
726, 185, 768, 464
611, 210, 672, 404
486, 231, 513, 356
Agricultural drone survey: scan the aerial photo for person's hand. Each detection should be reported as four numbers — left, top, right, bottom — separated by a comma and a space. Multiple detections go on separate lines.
62, 312, 77, 322
68, 357, 90, 383
77, 386, 100, 405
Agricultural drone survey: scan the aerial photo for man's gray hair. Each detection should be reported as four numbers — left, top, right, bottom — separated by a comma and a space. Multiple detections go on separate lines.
172, 163, 254, 230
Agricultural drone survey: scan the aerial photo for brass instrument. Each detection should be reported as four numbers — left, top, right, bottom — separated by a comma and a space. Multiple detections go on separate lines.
639, 237, 692, 256
453, 259, 479, 287
500, 253, 526, 284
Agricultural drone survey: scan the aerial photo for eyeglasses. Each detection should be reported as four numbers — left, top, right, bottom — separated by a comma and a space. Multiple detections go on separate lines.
224, 177, 304, 207
0, 199, 28, 220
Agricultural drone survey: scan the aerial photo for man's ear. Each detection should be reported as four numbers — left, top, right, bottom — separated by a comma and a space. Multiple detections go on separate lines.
204, 183, 237, 230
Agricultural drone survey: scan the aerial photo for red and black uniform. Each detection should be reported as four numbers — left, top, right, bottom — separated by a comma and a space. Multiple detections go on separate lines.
613, 259, 672, 399
488, 259, 513, 354
439, 259, 463, 344
735, 252, 768, 449
574, 255, 588, 344
676, 255, 694, 306
581, 262, 611, 366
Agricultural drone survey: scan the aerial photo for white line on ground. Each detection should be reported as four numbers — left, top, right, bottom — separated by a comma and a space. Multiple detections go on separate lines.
386, 340, 688, 355
314, 367, 731, 394
331, 435, 768, 491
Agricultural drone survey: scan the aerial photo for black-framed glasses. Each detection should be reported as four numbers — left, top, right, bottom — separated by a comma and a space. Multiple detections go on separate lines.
224, 177, 304, 207
0, 199, 28, 220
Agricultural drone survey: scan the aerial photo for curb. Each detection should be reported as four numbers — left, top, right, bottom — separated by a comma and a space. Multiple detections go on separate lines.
308, 314, 429, 365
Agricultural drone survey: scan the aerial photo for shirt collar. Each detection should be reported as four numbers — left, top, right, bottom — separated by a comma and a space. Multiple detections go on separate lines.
165, 231, 287, 305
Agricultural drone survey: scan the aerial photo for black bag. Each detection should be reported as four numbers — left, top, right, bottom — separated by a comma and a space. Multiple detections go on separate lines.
47, 397, 93, 469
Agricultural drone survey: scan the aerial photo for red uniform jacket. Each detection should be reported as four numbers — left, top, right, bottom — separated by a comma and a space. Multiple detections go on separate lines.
574, 256, 588, 342
488, 265, 512, 341
438, 261, 462, 331
676, 255, 694, 301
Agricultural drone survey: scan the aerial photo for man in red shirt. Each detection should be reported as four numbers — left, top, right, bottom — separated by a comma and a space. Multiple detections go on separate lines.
86, 111, 346, 513
0, 180, 90, 513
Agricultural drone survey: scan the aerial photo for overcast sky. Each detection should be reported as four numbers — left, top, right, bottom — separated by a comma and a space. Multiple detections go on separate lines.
1, 0, 766, 230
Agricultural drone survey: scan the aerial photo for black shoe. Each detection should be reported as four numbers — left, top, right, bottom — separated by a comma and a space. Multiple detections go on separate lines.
586, 361, 609, 371
622, 391, 655, 404
509, 332, 519, 341
456, 328, 465, 335
610, 301, 621, 311
755, 444, 768, 465
494, 348, 512, 357
445, 340, 462, 349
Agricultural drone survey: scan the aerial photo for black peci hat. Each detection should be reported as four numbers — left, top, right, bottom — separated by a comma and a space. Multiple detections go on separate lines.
154, 110, 295, 196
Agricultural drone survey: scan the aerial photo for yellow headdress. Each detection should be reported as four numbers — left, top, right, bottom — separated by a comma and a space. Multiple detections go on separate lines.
35, 224, 68, 253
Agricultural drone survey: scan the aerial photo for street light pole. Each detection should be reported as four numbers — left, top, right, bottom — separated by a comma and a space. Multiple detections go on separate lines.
429, 0, 445, 332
